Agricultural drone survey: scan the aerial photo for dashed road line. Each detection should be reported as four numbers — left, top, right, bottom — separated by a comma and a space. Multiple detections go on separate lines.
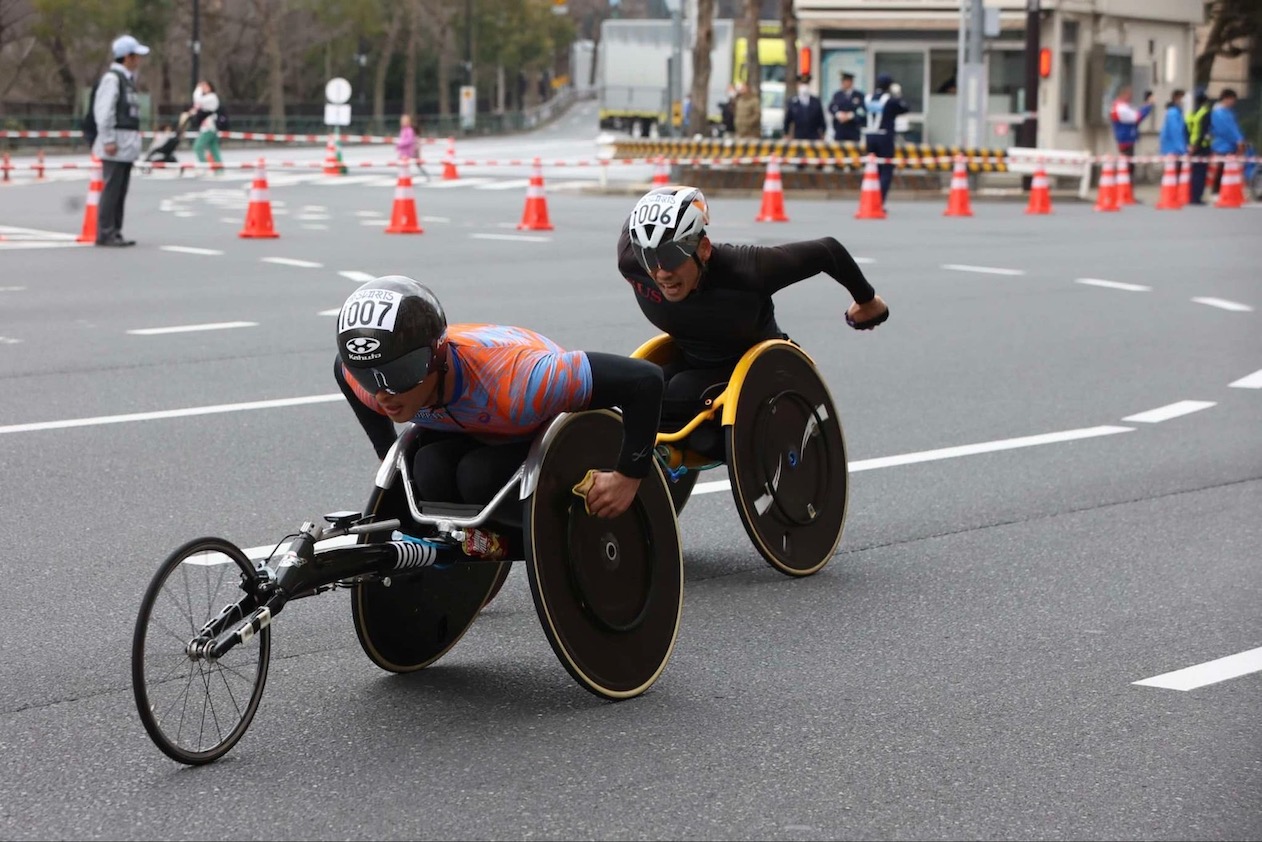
261, 257, 323, 268
127, 321, 258, 336
1228, 369, 1262, 389
159, 246, 224, 256
339, 270, 376, 283
470, 233, 550, 242
1133, 646, 1262, 691
941, 264, 1026, 276
1122, 400, 1217, 423
0, 286, 27, 292
0, 394, 344, 435
1191, 297, 1253, 312
1075, 278, 1151, 292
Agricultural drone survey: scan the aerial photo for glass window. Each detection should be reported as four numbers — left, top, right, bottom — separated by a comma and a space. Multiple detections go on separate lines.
1060, 20, 1079, 126
987, 49, 1025, 113
929, 49, 958, 95
873, 51, 925, 112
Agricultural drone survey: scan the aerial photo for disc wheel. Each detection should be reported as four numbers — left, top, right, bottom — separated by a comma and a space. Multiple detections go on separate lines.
725, 342, 849, 576
524, 410, 683, 700
352, 480, 509, 673
131, 537, 271, 765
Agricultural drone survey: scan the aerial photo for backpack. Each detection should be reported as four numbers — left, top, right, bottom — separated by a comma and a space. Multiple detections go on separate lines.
214, 106, 229, 132
81, 69, 125, 146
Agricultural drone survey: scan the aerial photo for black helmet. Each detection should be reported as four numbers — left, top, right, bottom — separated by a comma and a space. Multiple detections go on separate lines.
337, 275, 447, 395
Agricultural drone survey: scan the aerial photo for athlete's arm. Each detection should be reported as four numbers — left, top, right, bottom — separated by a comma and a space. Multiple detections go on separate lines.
333, 356, 397, 460
750, 237, 876, 303
582, 352, 664, 519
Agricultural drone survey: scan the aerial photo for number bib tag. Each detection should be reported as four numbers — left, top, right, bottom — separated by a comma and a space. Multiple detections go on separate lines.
631, 192, 680, 233
338, 288, 401, 334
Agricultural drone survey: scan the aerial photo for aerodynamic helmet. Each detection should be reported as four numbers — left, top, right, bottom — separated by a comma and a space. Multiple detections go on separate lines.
627, 185, 710, 274
337, 275, 447, 395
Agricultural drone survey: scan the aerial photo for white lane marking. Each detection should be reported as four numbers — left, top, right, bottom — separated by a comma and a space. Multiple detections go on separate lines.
301, 224, 330, 230
470, 233, 550, 243
420, 216, 451, 223
941, 264, 1026, 276
0, 240, 90, 250
0, 394, 344, 435
691, 425, 1135, 496
0, 224, 78, 241
1122, 401, 1216, 423
854, 257, 875, 264
339, 270, 376, 283
0, 336, 21, 344
160, 246, 224, 256
425, 177, 494, 189
476, 178, 531, 191
1133, 646, 1262, 691
317, 308, 339, 316
0, 286, 27, 292
354, 210, 383, 217
1228, 369, 1262, 389
127, 321, 258, 336
220, 217, 239, 224
188, 534, 360, 566
1075, 277, 1151, 292
261, 257, 323, 268
359, 219, 389, 227
1192, 297, 1253, 312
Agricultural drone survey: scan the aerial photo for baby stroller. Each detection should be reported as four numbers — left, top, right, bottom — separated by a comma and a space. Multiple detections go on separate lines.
141, 114, 189, 174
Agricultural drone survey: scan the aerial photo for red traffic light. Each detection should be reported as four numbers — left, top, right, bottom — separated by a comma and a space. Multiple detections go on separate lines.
1039, 48, 1052, 78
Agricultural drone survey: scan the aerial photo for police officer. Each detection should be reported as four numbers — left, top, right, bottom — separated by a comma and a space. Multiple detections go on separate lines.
862, 73, 909, 204
783, 73, 827, 141
828, 71, 865, 144
92, 34, 149, 247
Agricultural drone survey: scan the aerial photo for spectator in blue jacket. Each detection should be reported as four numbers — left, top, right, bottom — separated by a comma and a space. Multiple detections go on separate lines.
1158, 89, 1188, 182
1208, 88, 1245, 193
1110, 85, 1154, 181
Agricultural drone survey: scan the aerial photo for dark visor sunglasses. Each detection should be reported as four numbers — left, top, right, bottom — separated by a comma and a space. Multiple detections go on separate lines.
346, 345, 435, 396
631, 238, 697, 275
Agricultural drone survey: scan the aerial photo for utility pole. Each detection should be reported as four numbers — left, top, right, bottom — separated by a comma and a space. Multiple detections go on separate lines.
954, 0, 986, 149
466, 0, 475, 86
190, 0, 201, 93
1020, 0, 1041, 147
356, 37, 368, 107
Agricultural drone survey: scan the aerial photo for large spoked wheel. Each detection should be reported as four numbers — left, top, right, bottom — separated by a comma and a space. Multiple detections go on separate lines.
132, 537, 271, 765
523, 410, 684, 700
352, 480, 508, 673
725, 341, 849, 577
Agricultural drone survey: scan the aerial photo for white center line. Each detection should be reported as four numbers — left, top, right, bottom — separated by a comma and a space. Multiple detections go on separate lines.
853, 257, 876, 265
1122, 400, 1217, 423
159, 246, 224, 256
691, 425, 1135, 496
0, 394, 344, 434
1133, 646, 1262, 691
1228, 369, 1262, 389
1191, 296, 1253, 312
339, 270, 377, 283
127, 321, 258, 336
261, 257, 323, 268
317, 308, 339, 316
941, 264, 1026, 276
1075, 277, 1151, 292
0, 286, 26, 292
470, 233, 550, 243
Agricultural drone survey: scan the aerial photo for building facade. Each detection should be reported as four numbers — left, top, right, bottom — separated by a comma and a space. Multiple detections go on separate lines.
794, 0, 1206, 155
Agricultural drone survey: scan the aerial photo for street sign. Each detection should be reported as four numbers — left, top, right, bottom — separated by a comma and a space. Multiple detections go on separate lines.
324, 103, 351, 126
459, 86, 476, 130
325, 77, 352, 105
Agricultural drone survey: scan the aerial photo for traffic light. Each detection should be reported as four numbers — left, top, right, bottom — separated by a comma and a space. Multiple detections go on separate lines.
1039, 47, 1052, 78
798, 46, 812, 79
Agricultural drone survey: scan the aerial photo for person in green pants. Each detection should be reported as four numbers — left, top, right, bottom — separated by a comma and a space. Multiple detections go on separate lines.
185, 80, 223, 175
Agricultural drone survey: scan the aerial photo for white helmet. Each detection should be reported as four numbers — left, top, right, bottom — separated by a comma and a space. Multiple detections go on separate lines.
627, 185, 710, 273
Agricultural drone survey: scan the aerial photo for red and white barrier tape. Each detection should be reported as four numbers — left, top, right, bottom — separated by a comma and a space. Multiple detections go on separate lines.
0, 128, 439, 144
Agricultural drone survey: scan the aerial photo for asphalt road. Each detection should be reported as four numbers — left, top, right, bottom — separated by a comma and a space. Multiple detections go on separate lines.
1, 100, 1259, 841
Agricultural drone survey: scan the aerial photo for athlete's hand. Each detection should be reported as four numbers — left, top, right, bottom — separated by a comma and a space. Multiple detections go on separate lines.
846, 294, 890, 330
584, 471, 641, 519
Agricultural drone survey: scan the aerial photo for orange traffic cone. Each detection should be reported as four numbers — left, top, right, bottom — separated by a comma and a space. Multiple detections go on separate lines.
1115, 158, 1136, 205
1, 151, 9, 183
385, 162, 423, 234
323, 133, 343, 176
239, 159, 280, 238
854, 154, 886, 220
1094, 157, 1119, 213
943, 156, 974, 217
652, 156, 670, 186
1025, 162, 1052, 215
36, 150, 46, 181
76, 157, 104, 243
517, 157, 554, 231
1214, 156, 1245, 208
442, 137, 459, 181
755, 156, 789, 222
1176, 155, 1191, 206
1155, 155, 1182, 210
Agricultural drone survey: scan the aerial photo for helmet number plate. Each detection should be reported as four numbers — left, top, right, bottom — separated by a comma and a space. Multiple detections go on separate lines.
338, 288, 402, 334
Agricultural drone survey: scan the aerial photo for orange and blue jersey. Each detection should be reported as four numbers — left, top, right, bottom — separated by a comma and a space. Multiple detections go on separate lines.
348, 323, 592, 442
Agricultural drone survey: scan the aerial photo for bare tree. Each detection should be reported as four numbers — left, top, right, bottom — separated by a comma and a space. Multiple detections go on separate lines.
251, 0, 287, 131
373, 4, 405, 127
403, 0, 420, 118
0, 0, 36, 104
779, 0, 797, 85
1195, 0, 1262, 86
688, 0, 715, 137
743, 0, 760, 100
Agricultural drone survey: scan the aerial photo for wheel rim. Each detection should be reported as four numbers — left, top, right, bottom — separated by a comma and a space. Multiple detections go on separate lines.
132, 538, 270, 765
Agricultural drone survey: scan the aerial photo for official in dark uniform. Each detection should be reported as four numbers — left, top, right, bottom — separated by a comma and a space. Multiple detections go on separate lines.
863, 73, 910, 203
783, 73, 826, 141
827, 71, 865, 144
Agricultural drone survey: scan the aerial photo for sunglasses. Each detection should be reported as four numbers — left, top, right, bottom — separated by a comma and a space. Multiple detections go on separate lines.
346, 345, 435, 396
631, 239, 697, 275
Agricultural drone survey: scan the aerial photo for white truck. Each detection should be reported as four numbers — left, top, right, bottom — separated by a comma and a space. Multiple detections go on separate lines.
596, 18, 735, 135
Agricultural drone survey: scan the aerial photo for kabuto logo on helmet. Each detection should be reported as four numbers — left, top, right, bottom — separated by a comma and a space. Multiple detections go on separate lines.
345, 336, 382, 361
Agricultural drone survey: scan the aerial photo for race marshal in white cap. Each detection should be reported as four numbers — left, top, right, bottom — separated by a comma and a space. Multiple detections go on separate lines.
111, 34, 150, 59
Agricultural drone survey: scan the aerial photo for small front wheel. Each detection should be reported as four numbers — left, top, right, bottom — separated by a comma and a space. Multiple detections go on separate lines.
132, 537, 271, 765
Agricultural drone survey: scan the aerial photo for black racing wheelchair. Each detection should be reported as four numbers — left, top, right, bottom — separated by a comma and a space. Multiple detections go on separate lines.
131, 409, 684, 765
634, 335, 850, 578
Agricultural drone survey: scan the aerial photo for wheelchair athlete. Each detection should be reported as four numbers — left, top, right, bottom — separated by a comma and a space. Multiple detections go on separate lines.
334, 276, 664, 559
618, 185, 890, 461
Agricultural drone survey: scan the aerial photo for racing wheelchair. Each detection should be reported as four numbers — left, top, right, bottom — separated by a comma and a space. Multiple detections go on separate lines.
633, 335, 849, 578
130, 409, 684, 765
